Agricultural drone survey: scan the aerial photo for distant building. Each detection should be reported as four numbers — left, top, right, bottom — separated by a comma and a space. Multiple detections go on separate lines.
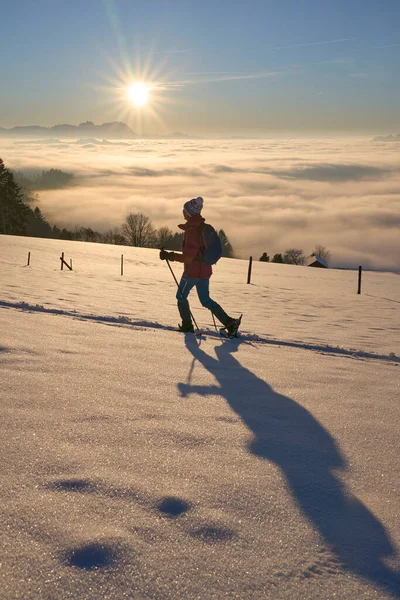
307, 254, 329, 268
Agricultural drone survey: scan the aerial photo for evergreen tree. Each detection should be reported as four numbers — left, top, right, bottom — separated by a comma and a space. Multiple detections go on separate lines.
14, 168, 74, 191
36, 168, 74, 189
13, 171, 36, 194
0, 158, 29, 235
218, 230, 234, 258
52, 225, 61, 238
25, 206, 53, 238
60, 228, 73, 240
259, 252, 270, 262
168, 232, 184, 251
271, 253, 284, 263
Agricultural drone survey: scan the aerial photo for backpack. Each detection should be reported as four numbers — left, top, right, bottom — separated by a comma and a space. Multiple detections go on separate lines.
199, 223, 223, 265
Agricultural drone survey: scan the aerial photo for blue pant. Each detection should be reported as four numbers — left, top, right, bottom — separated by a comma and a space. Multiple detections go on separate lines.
176, 275, 229, 325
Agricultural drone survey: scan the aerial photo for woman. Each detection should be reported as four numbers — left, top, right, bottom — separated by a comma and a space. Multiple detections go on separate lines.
159, 196, 239, 335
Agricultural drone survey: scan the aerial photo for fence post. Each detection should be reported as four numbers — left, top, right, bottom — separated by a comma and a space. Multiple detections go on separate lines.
247, 256, 253, 284
357, 266, 362, 294
27, 252, 30, 266
60, 252, 72, 271
121, 254, 124, 276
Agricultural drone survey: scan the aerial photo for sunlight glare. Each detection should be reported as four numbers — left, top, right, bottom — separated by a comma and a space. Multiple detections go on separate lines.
98, 56, 174, 135
128, 82, 149, 106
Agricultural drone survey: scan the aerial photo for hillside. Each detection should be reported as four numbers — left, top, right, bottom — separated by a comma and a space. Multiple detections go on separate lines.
1, 235, 399, 600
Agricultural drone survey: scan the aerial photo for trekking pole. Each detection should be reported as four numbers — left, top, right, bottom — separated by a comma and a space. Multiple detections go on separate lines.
162, 250, 200, 332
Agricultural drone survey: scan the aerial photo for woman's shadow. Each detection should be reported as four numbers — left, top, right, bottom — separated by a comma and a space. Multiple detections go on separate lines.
178, 336, 399, 596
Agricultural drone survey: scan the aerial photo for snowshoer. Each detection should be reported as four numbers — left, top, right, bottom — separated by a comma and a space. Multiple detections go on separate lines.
159, 196, 240, 335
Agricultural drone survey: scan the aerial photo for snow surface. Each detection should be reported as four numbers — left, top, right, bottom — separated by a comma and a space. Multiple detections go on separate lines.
1, 235, 399, 600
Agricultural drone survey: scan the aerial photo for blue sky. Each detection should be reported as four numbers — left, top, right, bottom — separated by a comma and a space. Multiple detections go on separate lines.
1, 0, 399, 134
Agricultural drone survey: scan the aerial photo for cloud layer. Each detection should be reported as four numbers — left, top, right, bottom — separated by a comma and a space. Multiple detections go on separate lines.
1, 137, 399, 271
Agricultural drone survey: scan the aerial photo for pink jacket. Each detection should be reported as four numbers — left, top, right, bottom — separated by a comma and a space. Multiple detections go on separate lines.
173, 215, 212, 278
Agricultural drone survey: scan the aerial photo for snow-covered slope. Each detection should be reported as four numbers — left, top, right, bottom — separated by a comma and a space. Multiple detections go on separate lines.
1, 235, 399, 599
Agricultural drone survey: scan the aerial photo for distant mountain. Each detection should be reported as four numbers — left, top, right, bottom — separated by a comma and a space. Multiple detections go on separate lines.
372, 133, 400, 142
0, 122, 199, 139
161, 132, 191, 139
0, 121, 136, 139
147, 131, 202, 139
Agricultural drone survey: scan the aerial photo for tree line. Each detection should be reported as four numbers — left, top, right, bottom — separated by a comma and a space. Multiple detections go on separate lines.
259, 245, 331, 266
0, 158, 234, 257
14, 168, 75, 191
119, 212, 234, 257
1, 157, 328, 264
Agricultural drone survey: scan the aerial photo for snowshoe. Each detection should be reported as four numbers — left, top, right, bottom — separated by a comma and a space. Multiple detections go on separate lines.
220, 314, 242, 338
178, 321, 195, 333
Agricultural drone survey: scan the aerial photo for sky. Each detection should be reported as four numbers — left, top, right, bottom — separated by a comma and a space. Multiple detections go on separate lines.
1, 0, 400, 135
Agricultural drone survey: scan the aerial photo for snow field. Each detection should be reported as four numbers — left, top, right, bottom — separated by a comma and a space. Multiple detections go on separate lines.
1, 235, 399, 599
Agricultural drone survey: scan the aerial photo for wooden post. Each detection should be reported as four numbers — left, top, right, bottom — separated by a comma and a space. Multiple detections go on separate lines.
357, 266, 362, 294
27, 252, 30, 266
60, 252, 72, 271
121, 254, 124, 276
247, 256, 253, 284
70, 259, 73, 270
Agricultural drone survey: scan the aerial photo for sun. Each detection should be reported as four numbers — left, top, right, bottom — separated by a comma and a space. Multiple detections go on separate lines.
128, 82, 149, 106
98, 60, 174, 134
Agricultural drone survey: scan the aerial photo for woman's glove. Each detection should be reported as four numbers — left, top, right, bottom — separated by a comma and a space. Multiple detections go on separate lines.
159, 250, 175, 261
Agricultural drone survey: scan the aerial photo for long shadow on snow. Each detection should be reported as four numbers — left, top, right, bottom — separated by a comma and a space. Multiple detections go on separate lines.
179, 335, 400, 596
1, 300, 398, 363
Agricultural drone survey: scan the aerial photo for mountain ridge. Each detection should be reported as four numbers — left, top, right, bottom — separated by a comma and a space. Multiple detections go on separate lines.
0, 121, 197, 139
372, 133, 400, 142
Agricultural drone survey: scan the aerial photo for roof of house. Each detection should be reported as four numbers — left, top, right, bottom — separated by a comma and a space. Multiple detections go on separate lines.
307, 254, 329, 268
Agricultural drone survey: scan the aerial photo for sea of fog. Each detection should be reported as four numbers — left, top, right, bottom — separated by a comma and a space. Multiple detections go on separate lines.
1, 136, 399, 271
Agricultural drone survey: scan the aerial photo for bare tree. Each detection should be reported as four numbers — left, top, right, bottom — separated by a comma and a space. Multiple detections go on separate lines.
156, 226, 174, 249
103, 227, 126, 245
79, 227, 99, 243
312, 245, 331, 265
121, 213, 157, 247
283, 248, 306, 265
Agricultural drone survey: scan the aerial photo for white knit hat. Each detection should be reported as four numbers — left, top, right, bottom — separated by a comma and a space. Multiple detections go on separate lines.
183, 196, 203, 216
